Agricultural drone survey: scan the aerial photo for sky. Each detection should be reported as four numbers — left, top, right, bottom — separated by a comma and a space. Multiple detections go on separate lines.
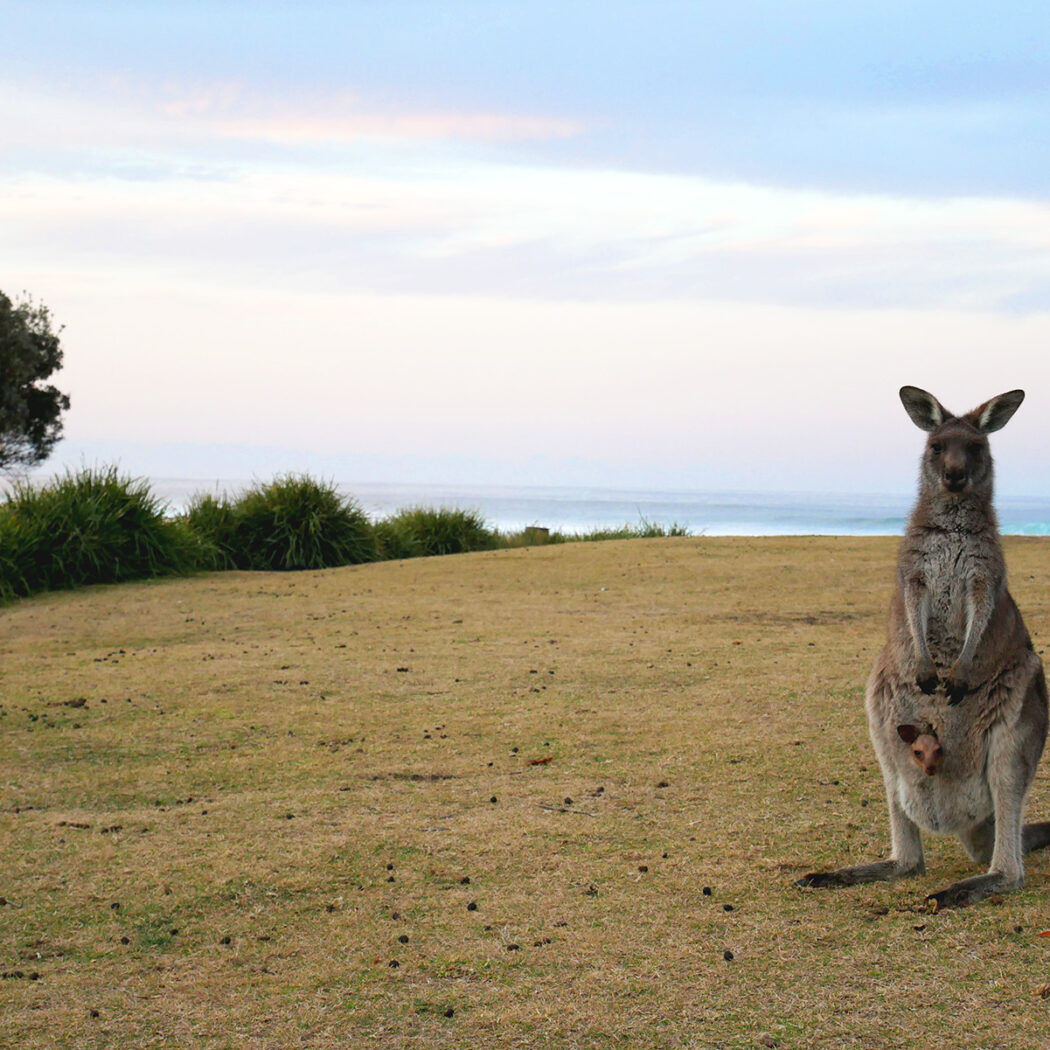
4, 1, 1050, 495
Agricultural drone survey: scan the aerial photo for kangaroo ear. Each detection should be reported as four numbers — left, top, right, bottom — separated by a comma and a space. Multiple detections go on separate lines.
897, 724, 920, 744
899, 387, 949, 432
969, 389, 1025, 433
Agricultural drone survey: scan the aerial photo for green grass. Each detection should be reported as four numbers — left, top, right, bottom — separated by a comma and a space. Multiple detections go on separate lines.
193, 474, 377, 571
0, 467, 201, 598
377, 506, 497, 558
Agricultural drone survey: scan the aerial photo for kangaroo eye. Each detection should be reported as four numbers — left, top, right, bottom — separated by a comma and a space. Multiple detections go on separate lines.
930, 443, 943, 454
914, 750, 922, 758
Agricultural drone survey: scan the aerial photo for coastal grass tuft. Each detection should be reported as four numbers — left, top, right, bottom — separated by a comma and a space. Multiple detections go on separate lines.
188, 474, 377, 571
566, 517, 690, 542
0, 467, 199, 597
379, 506, 498, 558
181, 492, 240, 571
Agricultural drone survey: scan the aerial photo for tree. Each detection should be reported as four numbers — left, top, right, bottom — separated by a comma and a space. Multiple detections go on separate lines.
0, 291, 70, 471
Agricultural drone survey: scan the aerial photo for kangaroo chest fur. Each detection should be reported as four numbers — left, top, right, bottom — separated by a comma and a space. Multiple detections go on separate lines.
911, 524, 1000, 664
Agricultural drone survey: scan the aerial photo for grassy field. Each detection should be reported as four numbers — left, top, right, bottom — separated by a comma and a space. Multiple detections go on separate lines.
4, 536, 1050, 1048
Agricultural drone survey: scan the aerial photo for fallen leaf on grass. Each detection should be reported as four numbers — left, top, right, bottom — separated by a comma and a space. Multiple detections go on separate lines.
527, 756, 553, 766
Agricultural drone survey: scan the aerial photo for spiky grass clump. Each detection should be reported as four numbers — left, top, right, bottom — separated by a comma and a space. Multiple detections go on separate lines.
380, 506, 496, 558
571, 518, 690, 542
224, 474, 376, 571
181, 493, 240, 571
371, 517, 423, 561
0, 512, 22, 602
0, 467, 199, 598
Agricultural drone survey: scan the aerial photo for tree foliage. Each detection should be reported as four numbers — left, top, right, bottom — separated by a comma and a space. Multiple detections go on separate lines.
0, 291, 70, 470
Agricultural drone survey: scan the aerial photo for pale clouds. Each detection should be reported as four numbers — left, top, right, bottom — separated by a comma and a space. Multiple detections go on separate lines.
2, 74, 583, 157
4, 132, 1050, 312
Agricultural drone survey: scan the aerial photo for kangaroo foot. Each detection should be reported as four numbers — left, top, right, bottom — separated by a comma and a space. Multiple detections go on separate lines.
796, 860, 918, 888
1023, 821, 1050, 854
927, 872, 1020, 910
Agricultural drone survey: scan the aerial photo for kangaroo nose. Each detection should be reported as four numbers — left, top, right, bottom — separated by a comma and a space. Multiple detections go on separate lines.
925, 766, 937, 776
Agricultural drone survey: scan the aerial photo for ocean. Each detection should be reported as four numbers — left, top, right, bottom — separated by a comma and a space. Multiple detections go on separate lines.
149, 479, 1050, 537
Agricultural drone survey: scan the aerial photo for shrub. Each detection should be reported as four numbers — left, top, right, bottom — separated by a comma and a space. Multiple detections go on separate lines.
0, 467, 199, 597
0, 512, 23, 602
372, 517, 422, 561
381, 506, 496, 557
181, 493, 240, 571
224, 474, 376, 571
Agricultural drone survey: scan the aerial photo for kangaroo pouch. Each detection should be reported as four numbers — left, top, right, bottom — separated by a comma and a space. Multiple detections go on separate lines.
867, 648, 1045, 837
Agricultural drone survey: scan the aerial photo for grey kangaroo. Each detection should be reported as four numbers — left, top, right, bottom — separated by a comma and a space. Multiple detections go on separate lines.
797, 386, 1050, 908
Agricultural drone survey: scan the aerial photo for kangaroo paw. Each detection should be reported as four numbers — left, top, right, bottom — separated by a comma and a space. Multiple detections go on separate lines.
946, 680, 969, 705
917, 675, 939, 695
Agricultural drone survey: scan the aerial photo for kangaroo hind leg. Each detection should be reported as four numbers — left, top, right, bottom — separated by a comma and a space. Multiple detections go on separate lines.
797, 790, 924, 888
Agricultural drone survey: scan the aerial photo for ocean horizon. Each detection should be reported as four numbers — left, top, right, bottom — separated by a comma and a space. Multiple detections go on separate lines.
142, 478, 1050, 538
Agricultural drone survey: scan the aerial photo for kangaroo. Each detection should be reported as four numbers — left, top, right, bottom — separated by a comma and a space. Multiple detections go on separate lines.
898, 724, 943, 777
797, 386, 1050, 908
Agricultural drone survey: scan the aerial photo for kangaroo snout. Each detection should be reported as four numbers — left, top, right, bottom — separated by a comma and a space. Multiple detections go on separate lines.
941, 449, 970, 492
943, 456, 968, 490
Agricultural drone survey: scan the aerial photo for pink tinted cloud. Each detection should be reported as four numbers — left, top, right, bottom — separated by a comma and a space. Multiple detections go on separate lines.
157, 82, 582, 145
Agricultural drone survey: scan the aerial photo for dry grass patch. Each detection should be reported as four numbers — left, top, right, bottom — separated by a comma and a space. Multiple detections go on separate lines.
3, 537, 1050, 1047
